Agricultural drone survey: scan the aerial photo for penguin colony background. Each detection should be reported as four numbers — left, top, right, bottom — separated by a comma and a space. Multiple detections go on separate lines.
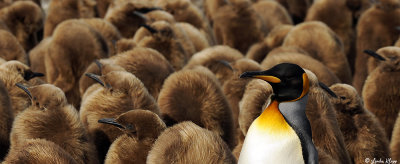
0, 0, 399, 163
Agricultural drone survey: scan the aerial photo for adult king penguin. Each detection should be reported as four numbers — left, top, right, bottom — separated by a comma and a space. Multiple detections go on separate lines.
238, 63, 318, 164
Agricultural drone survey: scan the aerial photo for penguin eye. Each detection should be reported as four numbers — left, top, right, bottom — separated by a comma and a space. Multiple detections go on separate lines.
126, 124, 133, 130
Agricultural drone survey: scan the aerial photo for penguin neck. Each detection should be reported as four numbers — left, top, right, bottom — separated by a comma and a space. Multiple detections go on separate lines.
256, 100, 292, 133
278, 94, 310, 136
278, 94, 318, 164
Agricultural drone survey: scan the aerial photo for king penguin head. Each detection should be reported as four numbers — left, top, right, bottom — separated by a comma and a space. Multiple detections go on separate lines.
240, 63, 309, 102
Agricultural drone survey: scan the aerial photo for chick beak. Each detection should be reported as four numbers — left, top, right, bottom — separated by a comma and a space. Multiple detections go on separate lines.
133, 11, 148, 21
217, 60, 234, 71
85, 73, 107, 87
318, 82, 337, 98
94, 60, 103, 74
364, 50, 386, 61
24, 70, 45, 81
239, 71, 281, 83
98, 118, 125, 129
15, 83, 32, 99
140, 24, 158, 34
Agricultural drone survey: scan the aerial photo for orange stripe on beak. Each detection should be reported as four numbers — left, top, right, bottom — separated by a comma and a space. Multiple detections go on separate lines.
253, 75, 281, 83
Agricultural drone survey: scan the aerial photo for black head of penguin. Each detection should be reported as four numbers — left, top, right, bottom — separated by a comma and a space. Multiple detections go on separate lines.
240, 63, 308, 102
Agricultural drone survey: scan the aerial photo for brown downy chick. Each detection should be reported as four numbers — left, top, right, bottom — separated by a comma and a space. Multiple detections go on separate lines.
305, 0, 354, 55
80, 70, 159, 162
0, 1, 43, 51
44, 0, 96, 37
79, 59, 125, 98
261, 24, 294, 52
28, 37, 51, 81
147, 121, 236, 164
0, 60, 43, 117
246, 25, 293, 63
330, 83, 390, 163
392, 113, 400, 160
81, 18, 122, 56
261, 46, 341, 86
108, 48, 174, 100
104, 0, 159, 38
175, 22, 210, 53
203, 0, 228, 22
10, 83, 98, 164
275, 0, 312, 24
316, 147, 340, 164
79, 47, 174, 100
304, 70, 352, 164
132, 9, 199, 57
156, 0, 206, 31
362, 47, 400, 140
133, 21, 188, 70
171, 22, 197, 58
212, 0, 264, 54
156, 0, 216, 44
0, 79, 12, 160
346, 0, 372, 24
283, 21, 352, 84
96, 0, 111, 18
0, 0, 11, 9
0, 19, 10, 31
0, 29, 27, 65
3, 138, 78, 164
157, 66, 236, 149
185, 45, 244, 85
251, 0, 293, 34
238, 79, 272, 138
101, 110, 166, 164
305, 0, 356, 73
144, 9, 176, 24
353, 1, 400, 93
115, 38, 137, 53
221, 59, 261, 135
367, 46, 400, 75
45, 19, 108, 108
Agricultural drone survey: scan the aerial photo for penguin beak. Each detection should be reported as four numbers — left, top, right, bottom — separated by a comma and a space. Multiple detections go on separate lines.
15, 83, 32, 99
318, 82, 337, 98
364, 50, 386, 61
240, 71, 281, 83
140, 24, 158, 34
98, 118, 125, 129
85, 73, 109, 88
24, 70, 44, 81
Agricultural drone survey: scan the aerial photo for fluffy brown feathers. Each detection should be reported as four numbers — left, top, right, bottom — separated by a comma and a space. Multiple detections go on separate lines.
157, 66, 235, 149
330, 83, 390, 163
147, 121, 236, 164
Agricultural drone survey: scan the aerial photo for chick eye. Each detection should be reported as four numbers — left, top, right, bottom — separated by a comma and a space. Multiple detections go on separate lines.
340, 96, 346, 100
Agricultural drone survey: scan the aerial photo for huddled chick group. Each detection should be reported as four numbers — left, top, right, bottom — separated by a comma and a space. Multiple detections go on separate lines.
0, 0, 399, 163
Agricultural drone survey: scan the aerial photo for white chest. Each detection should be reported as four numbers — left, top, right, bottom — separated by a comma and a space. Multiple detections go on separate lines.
238, 119, 304, 164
